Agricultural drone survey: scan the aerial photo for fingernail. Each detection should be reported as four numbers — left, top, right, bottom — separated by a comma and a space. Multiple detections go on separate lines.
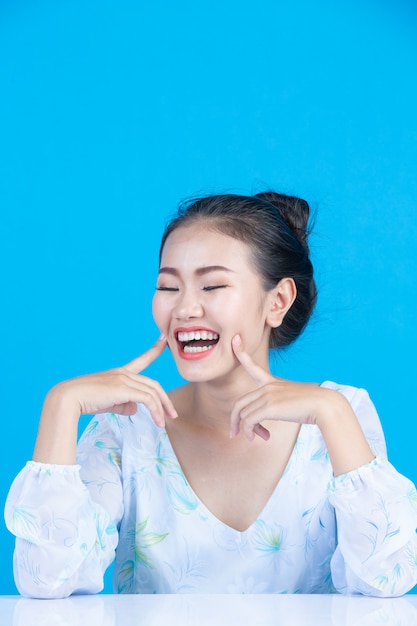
233, 334, 241, 345
159, 333, 166, 341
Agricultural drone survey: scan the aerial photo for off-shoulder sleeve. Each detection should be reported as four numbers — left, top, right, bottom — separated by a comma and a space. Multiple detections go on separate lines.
327, 387, 417, 596
4, 414, 124, 598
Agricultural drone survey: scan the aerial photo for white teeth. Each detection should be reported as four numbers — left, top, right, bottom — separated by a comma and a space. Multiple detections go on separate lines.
183, 345, 215, 353
177, 330, 219, 342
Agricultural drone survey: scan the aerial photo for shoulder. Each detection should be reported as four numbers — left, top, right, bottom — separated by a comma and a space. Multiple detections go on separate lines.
320, 380, 369, 403
320, 380, 377, 412
320, 381, 387, 457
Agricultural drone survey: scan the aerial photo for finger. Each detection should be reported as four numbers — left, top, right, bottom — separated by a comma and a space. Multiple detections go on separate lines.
125, 334, 168, 374
230, 392, 272, 440
231, 421, 270, 442
232, 335, 271, 387
122, 378, 177, 426
240, 400, 269, 440
118, 371, 178, 419
229, 388, 265, 437
96, 402, 138, 416
88, 375, 166, 427
253, 423, 270, 441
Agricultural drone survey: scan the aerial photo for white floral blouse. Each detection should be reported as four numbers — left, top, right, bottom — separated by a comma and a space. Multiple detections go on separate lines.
5, 382, 417, 598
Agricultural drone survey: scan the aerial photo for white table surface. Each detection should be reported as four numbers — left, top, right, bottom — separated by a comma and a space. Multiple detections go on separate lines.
1, 594, 417, 626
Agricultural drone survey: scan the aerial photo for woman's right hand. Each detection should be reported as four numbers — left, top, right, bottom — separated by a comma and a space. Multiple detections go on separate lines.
33, 335, 176, 464
51, 335, 177, 426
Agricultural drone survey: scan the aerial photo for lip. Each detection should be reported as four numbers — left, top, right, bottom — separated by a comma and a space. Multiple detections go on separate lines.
174, 326, 219, 334
173, 325, 220, 361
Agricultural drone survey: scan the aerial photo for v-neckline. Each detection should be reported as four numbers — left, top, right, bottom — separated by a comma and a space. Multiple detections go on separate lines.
159, 421, 304, 534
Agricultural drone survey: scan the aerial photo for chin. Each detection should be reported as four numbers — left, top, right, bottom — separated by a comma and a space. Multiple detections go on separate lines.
174, 360, 238, 385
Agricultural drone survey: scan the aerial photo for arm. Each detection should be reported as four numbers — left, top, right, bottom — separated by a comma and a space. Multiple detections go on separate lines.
230, 335, 373, 476
230, 338, 417, 596
329, 455, 417, 596
5, 414, 123, 598
326, 386, 417, 596
33, 336, 176, 465
5, 337, 177, 598
309, 386, 374, 476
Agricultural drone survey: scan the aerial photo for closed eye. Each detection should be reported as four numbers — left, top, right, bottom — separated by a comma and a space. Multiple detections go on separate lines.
203, 285, 228, 292
155, 286, 179, 292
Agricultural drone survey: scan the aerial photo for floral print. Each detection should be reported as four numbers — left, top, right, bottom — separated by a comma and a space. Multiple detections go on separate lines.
4, 382, 417, 598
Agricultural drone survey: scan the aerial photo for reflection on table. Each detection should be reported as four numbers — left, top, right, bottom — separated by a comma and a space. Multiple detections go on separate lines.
2, 593, 417, 626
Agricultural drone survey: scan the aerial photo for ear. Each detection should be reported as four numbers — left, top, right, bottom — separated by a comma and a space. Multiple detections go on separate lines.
265, 278, 297, 328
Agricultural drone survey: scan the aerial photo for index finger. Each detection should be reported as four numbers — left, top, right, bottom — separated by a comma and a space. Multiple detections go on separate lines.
125, 334, 168, 373
232, 335, 270, 387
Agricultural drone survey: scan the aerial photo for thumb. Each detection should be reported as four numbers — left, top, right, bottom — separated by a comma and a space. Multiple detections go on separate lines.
124, 334, 168, 373
232, 334, 271, 387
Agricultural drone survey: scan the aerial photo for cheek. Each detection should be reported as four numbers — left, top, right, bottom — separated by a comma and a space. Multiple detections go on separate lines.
234, 312, 271, 352
151, 294, 167, 330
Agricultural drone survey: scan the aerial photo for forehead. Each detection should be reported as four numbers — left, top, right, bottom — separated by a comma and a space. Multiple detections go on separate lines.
160, 223, 252, 269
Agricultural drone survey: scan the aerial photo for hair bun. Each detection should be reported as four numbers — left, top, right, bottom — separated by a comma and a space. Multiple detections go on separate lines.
254, 191, 311, 248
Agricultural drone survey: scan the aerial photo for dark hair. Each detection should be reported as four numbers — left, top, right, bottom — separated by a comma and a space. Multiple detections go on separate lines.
159, 192, 317, 349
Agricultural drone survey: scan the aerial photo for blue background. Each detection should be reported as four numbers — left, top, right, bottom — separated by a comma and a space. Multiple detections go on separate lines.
1, 0, 416, 595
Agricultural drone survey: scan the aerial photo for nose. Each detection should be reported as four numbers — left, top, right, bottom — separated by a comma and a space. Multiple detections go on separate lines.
173, 289, 204, 320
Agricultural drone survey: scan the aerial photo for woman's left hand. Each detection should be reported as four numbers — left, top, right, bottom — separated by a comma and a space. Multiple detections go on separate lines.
230, 335, 375, 474
230, 334, 325, 441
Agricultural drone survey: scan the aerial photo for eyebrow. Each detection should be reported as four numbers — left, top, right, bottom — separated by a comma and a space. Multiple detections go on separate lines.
158, 265, 235, 276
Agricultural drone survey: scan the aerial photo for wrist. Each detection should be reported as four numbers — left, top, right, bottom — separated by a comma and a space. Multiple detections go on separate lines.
33, 383, 81, 465
313, 388, 350, 430
43, 382, 81, 423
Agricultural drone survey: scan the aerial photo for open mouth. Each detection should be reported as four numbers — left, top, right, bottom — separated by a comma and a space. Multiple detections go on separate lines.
176, 330, 220, 354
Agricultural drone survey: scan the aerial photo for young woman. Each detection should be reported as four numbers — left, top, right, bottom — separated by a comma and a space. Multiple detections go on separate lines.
5, 192, 417, 598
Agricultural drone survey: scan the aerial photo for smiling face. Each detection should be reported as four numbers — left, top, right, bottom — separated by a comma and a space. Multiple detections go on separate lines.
152, 223, 277, 384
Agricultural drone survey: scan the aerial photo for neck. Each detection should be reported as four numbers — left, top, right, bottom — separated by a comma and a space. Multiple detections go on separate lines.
186, 367, 264, 435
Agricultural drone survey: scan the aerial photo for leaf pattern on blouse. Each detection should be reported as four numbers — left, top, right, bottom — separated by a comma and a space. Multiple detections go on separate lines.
129, 517, 169, 569
165, 471, 199, 514
9, 506, 39, 542
407, 488, 417, 512
4, 381, 417, 598
252, 519, 284, 554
